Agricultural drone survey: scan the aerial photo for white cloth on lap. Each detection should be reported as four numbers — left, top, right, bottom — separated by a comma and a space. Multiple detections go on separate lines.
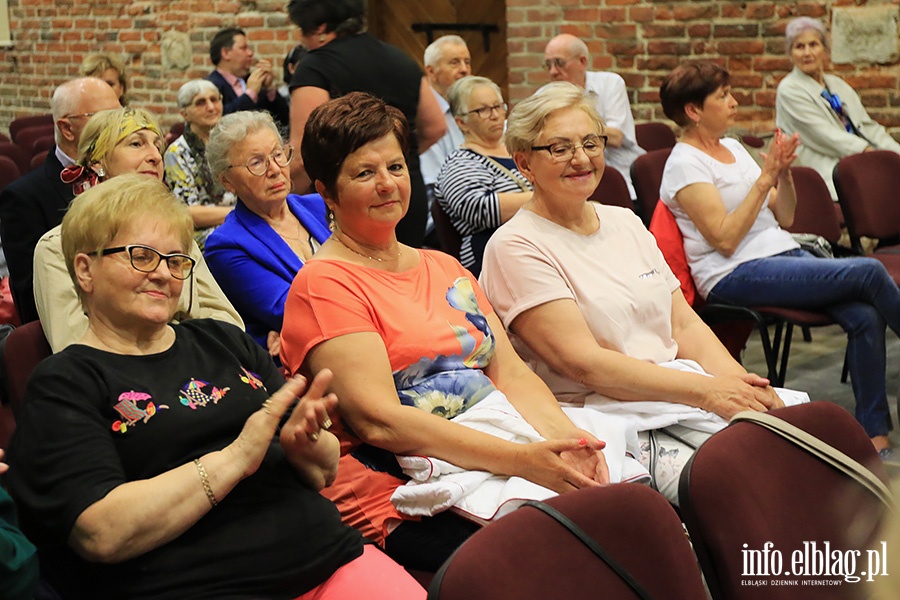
390, 390, 648, 521
580, 359, 810, 434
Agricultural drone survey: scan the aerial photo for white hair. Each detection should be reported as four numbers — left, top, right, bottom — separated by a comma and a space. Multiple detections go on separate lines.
424, 35, 468, 67
785, 17, 829, 53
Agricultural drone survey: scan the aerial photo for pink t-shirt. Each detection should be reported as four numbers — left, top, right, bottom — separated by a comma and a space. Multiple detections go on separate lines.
480, 204, 681, 405
281, 249, 497, 543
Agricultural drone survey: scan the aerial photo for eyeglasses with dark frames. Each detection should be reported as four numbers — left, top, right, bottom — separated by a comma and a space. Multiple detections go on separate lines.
99, 245, 196, 280
531, 134, 609, 163
459, 103, 507, 119
226, 144, 293, 177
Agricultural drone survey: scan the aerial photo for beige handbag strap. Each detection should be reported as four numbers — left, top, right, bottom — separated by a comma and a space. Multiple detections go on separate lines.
731, 410, 896, 511
482, 154, 531, 193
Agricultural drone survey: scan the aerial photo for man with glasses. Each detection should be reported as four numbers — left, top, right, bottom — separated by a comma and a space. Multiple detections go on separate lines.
0, 77, 120, 323
543, 33, 644, 199
420, 36, 472, 244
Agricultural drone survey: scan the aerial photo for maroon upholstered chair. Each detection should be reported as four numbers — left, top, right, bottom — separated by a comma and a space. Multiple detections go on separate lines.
680, 402, 889, 600
0, 141, 31, 175
431, 199, 462, 261
0, 155, 21, 192
30, 151, 49, 171
635, 121, 676, 152
630, 148, 671, 226
588, 166, 634, 212
1, 320, 52, 418
9, 113, 53, 144
429, 484, 708, 600
787, 166, 843, 246
14, 125, 55, 158
833, 151, 900, 284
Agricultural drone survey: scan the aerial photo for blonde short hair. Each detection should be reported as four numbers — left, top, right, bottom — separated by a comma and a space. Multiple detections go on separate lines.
505, 81, 604, 155
76, 107, 162, 168
79, 52, 127, 98
62, 175, 193, 297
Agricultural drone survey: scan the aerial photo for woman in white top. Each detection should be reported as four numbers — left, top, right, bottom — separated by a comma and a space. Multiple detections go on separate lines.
480, 82, 787, 502
659, 60, 900, 456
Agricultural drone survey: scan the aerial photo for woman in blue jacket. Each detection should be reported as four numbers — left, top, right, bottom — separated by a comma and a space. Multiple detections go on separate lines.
205, 111, 330, 358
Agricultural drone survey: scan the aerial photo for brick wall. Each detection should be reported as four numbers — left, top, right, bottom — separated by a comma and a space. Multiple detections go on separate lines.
0, 0, 298, 133
1, 0, 899, 138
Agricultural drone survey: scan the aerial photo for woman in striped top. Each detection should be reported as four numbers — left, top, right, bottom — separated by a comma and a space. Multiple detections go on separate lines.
434, 76, 532, 276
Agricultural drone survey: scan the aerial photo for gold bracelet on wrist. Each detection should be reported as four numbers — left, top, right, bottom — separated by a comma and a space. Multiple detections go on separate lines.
193, 458, 218, 508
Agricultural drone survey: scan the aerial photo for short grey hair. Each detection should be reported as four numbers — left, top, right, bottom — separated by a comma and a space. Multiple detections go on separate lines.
176, 79, 221, 109
505, 81, 604, 155
207, 111, 283, 179
447, 76, 504, 118
424, 35, 467, 68
785, 17, 829, 53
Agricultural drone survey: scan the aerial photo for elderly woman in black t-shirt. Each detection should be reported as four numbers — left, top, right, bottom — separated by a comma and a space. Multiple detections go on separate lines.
6, 175, 424, 600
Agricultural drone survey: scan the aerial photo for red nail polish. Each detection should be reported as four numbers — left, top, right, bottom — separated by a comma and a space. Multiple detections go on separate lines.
578, 438, 588, 446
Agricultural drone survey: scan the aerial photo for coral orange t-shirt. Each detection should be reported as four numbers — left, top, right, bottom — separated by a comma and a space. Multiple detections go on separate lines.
281, 249, 497, 543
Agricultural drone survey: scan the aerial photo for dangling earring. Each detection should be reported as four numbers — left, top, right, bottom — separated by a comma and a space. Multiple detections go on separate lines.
95, 166, 106, 178
319, 34, 326, 44
326, 208, 336, 232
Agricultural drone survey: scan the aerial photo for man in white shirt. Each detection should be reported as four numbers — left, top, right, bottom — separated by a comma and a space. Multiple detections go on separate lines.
543, 33, 644, 199
420, 35, 470, 240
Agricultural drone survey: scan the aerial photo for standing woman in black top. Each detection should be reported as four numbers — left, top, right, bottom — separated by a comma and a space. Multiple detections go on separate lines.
287, 0, 446, 247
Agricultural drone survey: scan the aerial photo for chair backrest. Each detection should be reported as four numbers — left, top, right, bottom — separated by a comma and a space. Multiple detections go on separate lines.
635, 122, 677, 152
431, 199, 463, 260
1, 321, 52, 418
15, 125, 55, 158
679, 402, 889, 600
630, 148, 671, 225
31, 134, 55, 156
0, 141, 32, 175
834, 150, 900, 251
788, 166, 843, 243
589, 166, 634, 212
9, 113, 53, 144
0, 155, 22, 192
429, 484, 707, 600
30, 151, 49, 171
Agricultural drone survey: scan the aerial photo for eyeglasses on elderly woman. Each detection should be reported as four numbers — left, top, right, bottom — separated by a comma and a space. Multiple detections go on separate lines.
459, 103, 507, 119
227, 144, 294, 177
531, 134, 608, 163
99, 244, 196, 280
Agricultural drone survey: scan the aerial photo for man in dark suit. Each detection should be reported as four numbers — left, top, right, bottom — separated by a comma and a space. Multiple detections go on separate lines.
0, 77, 120, 323
206, 27, 289, 129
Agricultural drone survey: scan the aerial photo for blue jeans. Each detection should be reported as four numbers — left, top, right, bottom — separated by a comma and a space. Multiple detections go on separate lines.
709, 250, 900, 437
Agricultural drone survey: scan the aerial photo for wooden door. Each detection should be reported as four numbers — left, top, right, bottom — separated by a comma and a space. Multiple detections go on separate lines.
367, 0, 508, 99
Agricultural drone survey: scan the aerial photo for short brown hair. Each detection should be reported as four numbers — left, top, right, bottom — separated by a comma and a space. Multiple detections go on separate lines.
301, 92, 409, 199
660, 61, 730, 127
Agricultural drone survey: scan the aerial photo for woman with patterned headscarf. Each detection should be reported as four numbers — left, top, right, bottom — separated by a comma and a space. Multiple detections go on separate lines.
60, 107, 165, 195
37, 107, 243, 352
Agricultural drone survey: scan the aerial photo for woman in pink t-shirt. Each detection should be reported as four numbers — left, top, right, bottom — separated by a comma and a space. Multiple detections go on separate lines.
280, 92, 610, 572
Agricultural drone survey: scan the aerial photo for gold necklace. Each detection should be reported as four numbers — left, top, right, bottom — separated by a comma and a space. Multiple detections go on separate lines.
334, 235, 402, 263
